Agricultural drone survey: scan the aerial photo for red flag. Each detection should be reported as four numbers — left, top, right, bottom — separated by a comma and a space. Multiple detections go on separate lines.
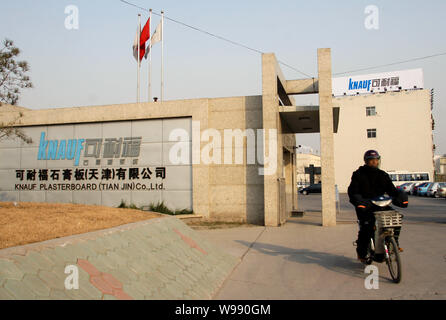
141, 17, 151, 44
139, 17, 150, 61
132, 17, 151, 63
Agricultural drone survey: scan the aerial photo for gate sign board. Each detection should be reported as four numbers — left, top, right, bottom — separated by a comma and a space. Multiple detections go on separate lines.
0, 118, 193, 210
332, 68, 424, 97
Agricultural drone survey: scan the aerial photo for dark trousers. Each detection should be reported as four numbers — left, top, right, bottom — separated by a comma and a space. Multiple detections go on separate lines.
355, 210, 375, 258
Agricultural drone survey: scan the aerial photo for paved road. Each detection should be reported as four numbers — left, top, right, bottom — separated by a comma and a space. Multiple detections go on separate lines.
198, 194, 446, 299
299, 193, 446, 224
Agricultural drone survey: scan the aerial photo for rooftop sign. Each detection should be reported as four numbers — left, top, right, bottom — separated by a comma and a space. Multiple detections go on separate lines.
332, 68, 424, 96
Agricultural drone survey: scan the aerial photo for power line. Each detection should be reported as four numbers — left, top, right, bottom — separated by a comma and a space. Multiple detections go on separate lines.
119, 0, 312, 78
334, 52, 446, 76
120, 1, 446, 80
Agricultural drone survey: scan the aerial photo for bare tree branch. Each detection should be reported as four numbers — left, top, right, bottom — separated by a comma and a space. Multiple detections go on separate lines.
0, 38, 33, 144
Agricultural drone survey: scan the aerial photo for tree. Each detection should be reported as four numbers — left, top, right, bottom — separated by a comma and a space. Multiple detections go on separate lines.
0, 38, 33, 143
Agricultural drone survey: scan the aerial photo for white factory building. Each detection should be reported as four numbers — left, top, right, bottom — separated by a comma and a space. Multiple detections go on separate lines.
332, 68, 435, 192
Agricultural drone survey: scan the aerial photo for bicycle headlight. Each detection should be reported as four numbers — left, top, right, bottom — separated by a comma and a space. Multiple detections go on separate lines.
371, 198, 392, 207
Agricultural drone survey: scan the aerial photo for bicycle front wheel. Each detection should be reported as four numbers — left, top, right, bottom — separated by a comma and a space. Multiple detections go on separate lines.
386, 236, 402, 283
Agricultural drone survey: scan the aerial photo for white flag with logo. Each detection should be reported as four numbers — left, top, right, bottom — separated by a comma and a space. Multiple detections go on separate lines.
132, 28, 139, 62
150, 20, 162, 47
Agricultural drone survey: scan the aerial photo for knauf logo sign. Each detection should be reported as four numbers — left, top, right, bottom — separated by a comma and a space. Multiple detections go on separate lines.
348, 78, 372, 92
38, 132, 85, 166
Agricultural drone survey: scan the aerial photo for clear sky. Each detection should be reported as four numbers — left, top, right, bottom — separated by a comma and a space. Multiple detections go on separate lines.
1, 0, 445, 154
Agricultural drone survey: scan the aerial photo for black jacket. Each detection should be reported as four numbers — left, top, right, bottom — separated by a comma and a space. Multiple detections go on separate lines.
348, 165, 398, 207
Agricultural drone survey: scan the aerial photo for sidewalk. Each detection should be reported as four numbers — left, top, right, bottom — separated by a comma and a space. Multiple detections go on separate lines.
0, 217, 238, 300
198, 212, 446, 300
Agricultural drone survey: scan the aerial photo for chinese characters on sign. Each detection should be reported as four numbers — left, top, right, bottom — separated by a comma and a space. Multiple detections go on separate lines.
16, 167, 166, 181
371, 76, 400, 89
15, 167, 167, 192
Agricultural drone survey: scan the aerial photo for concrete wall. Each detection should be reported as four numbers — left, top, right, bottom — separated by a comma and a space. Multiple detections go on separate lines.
0, 96, 269, 224
207, 96, 265, 225
333, 89, 434, 192
0, 118, 193, 210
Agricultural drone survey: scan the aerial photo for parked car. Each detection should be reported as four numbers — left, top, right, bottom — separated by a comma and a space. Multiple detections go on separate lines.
299, 184, 321, 195
297, 183, 310, 192
409, 182, 423, 195
397, 182, 414, 194
417, 182, 432, 196
413, 182, 428, 195
427, 182, 446, 198
438, 184, 446, 198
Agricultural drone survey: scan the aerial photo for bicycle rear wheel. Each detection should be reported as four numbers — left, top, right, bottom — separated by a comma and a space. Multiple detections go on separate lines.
386, 236, 402, 283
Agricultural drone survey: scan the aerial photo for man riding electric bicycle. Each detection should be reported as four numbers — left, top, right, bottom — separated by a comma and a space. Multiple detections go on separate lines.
348, 150, 408, 263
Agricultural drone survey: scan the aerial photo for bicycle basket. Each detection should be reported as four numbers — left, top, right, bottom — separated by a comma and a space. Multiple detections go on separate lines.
374, 211, 403, 228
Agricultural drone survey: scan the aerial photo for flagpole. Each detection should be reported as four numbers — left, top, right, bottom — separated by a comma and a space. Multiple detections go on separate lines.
161, 10, 164, 102
137, 14, 141, 103
149, 9, 152, 102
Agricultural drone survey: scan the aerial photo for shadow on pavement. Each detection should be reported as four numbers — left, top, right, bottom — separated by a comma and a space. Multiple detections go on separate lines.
236, 240, 365, 279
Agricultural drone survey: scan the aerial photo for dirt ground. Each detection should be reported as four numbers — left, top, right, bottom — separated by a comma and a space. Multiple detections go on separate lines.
0, 202, 161, 250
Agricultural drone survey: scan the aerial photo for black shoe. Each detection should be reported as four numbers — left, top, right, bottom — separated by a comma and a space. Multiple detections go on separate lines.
357, 254, 367, 263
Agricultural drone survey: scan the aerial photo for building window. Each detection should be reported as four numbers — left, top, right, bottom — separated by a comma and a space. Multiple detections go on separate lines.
366, 106, 376, 116
367, 129, 377, 138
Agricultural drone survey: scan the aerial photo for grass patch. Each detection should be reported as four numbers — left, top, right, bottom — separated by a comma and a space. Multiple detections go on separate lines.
117, 200, 139, 210
149, 201, 193, 216
117, 200, 193, 216
0, 202, 161, 250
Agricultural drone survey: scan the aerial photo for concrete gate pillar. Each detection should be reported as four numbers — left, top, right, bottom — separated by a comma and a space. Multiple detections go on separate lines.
261, 53, 295, 226
318, 48, 337, 227
262, 53, 281, 227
